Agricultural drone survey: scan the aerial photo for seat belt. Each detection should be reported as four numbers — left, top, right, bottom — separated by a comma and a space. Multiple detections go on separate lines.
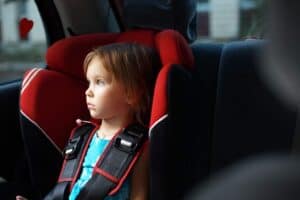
44, 122, 147, 200
76, 124, 147, 199
44, 123, 96, 200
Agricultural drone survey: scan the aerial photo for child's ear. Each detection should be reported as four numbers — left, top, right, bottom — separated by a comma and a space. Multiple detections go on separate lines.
126, 95, 136, 106
126, 93, 139, 106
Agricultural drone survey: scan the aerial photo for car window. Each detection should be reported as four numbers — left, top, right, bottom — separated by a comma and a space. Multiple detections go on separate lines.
196, 0, 265, 42
0, 0, 46, 83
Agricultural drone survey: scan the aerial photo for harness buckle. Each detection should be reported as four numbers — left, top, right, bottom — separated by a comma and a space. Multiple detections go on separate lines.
64, 136, 82, 160
114, 125, 147, 154
114, 137, 137, 154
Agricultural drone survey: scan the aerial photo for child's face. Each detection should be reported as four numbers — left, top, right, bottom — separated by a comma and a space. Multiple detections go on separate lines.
85, 57, 131, 121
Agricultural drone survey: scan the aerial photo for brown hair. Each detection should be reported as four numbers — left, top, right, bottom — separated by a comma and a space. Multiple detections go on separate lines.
83, 43, 160, 126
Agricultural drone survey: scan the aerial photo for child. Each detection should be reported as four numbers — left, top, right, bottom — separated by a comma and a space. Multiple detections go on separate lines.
17, 43, 160, 200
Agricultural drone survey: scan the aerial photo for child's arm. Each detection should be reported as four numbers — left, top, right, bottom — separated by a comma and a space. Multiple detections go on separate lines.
130, 144, 149, 200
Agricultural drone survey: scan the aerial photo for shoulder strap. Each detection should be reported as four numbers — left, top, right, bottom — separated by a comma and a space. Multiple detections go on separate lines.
43, 123, 96, 200
76, 124, 148, 200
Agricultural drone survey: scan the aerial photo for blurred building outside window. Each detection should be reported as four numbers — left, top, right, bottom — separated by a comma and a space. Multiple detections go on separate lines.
0, 0, 46, 83
196, 0, 265, 42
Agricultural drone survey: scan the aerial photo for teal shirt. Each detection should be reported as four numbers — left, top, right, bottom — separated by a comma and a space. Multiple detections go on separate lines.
69, 134, 130, 200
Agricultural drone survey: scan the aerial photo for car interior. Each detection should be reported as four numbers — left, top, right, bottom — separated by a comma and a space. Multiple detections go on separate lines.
1, 0, 300, 200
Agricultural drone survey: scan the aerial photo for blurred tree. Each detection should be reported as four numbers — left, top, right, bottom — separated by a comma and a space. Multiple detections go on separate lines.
240, 0, 266, 39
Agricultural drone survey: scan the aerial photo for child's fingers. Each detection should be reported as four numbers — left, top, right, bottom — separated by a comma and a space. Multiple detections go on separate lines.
16, 195, 28, 200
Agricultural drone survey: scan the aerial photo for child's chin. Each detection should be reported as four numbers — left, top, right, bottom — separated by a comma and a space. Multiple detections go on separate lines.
90, 114, 97, 119
89, 113, 101, 119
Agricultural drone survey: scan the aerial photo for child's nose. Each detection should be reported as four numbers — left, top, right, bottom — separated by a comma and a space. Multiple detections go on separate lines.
85, 88, 93, 97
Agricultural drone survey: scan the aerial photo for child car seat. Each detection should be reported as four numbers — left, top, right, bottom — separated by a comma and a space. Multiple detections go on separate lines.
19, 29, 194, 199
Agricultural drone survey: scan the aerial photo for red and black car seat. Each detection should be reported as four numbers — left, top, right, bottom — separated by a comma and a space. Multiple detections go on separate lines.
19, 29, 194, 199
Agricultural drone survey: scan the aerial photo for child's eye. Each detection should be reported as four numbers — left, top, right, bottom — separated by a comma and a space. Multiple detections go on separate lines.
96, 79, 105, 85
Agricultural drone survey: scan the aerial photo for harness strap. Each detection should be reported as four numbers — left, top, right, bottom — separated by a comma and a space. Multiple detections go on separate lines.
76, 124, 147, 199
43, 182, 69, 200
44, 123, 147, 200
43, 123, 96, 200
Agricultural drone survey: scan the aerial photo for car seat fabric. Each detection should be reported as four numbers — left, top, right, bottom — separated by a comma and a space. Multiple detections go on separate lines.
150, 64, 196, 200
149, 43, 223, 200
19, 29, 194, 199
188, 42, 223, 177
211, 40, 298, 173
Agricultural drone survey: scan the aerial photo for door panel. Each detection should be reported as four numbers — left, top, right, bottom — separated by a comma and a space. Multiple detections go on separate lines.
0, 80, 23, 181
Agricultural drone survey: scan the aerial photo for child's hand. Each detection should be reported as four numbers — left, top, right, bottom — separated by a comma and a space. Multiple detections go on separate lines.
16, 195, 28, 200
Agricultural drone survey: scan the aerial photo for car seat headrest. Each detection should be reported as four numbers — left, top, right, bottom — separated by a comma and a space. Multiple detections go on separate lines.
155, 30, 194, 69
46, 29, 194, 80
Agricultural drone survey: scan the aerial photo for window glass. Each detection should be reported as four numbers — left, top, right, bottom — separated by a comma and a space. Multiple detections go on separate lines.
196, 0, 266, 42
0, 0, 46, 83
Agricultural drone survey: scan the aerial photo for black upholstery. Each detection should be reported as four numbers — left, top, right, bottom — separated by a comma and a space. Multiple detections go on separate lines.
190, 43, 224, 168
188, 42, 223, 176
0, 81, 23, 181
150, 65, 194, 200
0, 81, 33, 199
211, 40, 297, 172
150, 43, 223, 200
151, 40, 299, 199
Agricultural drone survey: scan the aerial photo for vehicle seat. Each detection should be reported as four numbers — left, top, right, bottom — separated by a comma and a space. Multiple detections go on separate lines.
19, 29, 194, 199
210, 40, 298, 172
157, 39, 298, 199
